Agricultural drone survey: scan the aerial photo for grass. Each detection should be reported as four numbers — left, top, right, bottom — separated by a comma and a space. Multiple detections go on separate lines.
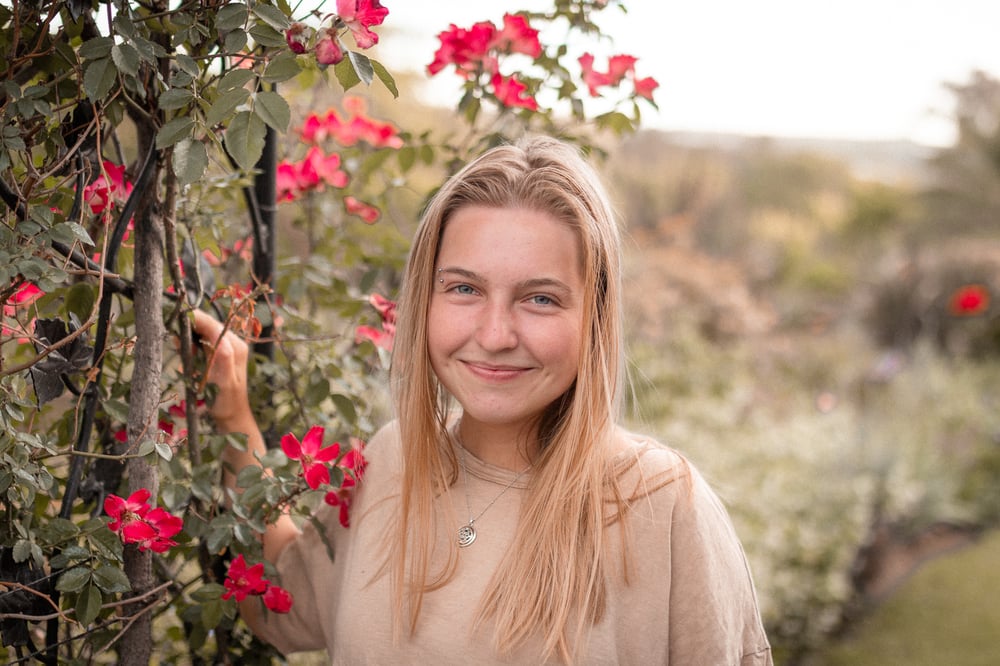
816, 530, 1000, 666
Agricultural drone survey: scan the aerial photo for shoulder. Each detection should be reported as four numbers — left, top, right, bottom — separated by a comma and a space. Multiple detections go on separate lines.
611, 432, 772, 663
368, 418, 402, 449
611, 429, 735, 531
362, 419, 403, 471
611, 428, 691, 504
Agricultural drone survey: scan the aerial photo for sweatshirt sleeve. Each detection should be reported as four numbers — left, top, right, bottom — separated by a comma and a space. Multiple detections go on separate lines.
251, 420, 400, 654
251, 501, 337, 653
665, 465, 772, 665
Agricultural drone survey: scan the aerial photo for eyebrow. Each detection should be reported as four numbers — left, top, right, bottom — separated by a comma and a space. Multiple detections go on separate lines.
437, 267, 575, 295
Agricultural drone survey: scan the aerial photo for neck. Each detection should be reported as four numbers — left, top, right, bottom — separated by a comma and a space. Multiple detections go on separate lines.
457, 418, 538, 471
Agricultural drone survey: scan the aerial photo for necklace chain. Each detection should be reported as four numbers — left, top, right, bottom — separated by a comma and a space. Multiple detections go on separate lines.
457, 445, 531, 548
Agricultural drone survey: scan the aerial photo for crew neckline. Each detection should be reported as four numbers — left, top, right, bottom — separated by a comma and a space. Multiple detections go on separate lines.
450, 437, 533, 489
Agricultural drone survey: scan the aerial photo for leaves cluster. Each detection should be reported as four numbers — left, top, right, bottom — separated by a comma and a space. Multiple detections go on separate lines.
0, 0, 644, 662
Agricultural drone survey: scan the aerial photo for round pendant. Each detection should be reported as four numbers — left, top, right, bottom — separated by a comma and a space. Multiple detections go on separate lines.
457, 523, 477, 548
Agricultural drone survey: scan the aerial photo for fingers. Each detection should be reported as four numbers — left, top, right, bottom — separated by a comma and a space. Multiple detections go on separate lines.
189, 310, 254, 424
190, 308, 224, 342
190, 309, 249, 358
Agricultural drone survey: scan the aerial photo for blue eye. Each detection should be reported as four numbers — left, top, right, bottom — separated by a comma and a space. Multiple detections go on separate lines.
530, 294, 553, 306
455, 284, 475, 295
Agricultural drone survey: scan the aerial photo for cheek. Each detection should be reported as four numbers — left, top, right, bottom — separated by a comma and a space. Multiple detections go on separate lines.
426, 301, 456, 357
539, 323, 583, 372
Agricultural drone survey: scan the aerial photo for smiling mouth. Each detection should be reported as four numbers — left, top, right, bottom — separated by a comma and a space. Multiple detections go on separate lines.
462, 361, 531, 380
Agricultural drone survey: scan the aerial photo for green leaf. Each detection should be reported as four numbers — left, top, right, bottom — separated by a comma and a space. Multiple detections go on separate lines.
173, 138, 208, 186
225, 110, 265, 172
346, 51, 374, 86
201, 599, 225, 629
92, 565, 131, 594
205, 87, 249, 127
192, 582, 226, 603
397, 146, 415, 173
252, 3, 290, 31
113, 13, 137, 39
216, 3, 249, 31
239, 480, 267, 506
595, 111, 635, 135
111, 43, 140, 77
420, 144, 435, 165
155, 117, 195, 149
233, 522, 258, 545
253, 90, 290, 132
188, 622, 208, 651
159, 88, 195, 111
304, 376, 331, 406
371, 59, 398, 98
76, 583, 102, 626
87, 525, 124, 561
137, 438, 156, 457
224, 29, 248, 55
206, 524, 232, 554
57, 567, 92, 593
154, 439, 173, 461
262, 51, 301, 83
176, 53, 199, 77
37, 517, 80, 544
334, 56, 361, 91
49, 545, 89, 570
83, 58, 117, 102
248, 23, 286, 48
218, 68, 256, 93
103, 399, 130, 422
65, 282, 96, 322
78, 36, 114, 60
331, 393, 357, 425
12, 539, 32, 563
48, 221, 93, 246
236, 465, 262, 488
131, 34, 166, 62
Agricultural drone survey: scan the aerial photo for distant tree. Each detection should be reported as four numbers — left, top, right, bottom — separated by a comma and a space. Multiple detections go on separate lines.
924, 70, 1000, 238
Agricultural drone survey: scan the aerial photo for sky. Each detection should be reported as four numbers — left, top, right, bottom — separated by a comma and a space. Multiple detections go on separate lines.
374, 1, 1000, 147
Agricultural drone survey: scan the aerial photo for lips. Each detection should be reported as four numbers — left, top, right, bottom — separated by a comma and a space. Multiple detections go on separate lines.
462, 360, 532, 381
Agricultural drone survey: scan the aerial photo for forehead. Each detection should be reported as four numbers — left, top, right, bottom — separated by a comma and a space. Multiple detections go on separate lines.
437, 205, 584, 278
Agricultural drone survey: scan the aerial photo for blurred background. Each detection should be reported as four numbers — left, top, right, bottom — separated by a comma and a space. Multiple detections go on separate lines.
361, 2, 1000, 664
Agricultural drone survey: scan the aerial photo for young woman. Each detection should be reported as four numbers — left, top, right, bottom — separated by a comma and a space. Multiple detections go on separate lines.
192, 136, 772, 664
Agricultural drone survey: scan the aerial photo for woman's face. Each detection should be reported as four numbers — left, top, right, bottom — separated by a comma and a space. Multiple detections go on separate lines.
428, 205, 585, 439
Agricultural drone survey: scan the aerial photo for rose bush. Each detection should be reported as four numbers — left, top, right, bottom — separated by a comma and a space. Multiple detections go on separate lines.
0, 1, 656, 662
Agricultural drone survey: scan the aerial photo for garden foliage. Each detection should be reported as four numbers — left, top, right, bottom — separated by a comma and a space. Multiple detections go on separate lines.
0, 0, 656, 662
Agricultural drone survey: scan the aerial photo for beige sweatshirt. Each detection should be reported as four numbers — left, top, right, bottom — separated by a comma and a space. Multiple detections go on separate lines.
254, 421, 772, 665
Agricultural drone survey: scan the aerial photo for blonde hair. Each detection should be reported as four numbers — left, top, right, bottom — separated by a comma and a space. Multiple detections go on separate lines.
389, 136, 637, 661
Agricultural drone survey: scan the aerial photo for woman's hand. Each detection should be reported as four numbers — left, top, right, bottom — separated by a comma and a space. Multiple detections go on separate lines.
190, 310, 302, 628
190, 309, 253, 428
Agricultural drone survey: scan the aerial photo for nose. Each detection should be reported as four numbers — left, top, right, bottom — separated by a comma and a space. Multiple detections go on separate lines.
475, 300, 517, 352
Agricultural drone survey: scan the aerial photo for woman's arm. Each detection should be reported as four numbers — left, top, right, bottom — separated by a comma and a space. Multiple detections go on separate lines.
190, 309, 300, 630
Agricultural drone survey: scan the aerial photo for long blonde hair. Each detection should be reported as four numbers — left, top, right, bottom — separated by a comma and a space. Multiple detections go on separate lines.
389, 136, 635, 661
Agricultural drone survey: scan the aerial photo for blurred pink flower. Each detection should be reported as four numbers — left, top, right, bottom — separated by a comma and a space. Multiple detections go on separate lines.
355, 293, 396, 351
263, 585, 294, 613
84, 161, 133, 215
336, 0, 389, 49
491, 13, 542, 58
315, 29, 345, 65
491, 72, 538, 110
285, 22, 311, 54
344, 196, 380, 224
949, 284, 990, 316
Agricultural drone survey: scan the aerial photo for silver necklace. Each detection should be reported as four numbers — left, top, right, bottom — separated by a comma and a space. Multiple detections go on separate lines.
457, 445, 531, 548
